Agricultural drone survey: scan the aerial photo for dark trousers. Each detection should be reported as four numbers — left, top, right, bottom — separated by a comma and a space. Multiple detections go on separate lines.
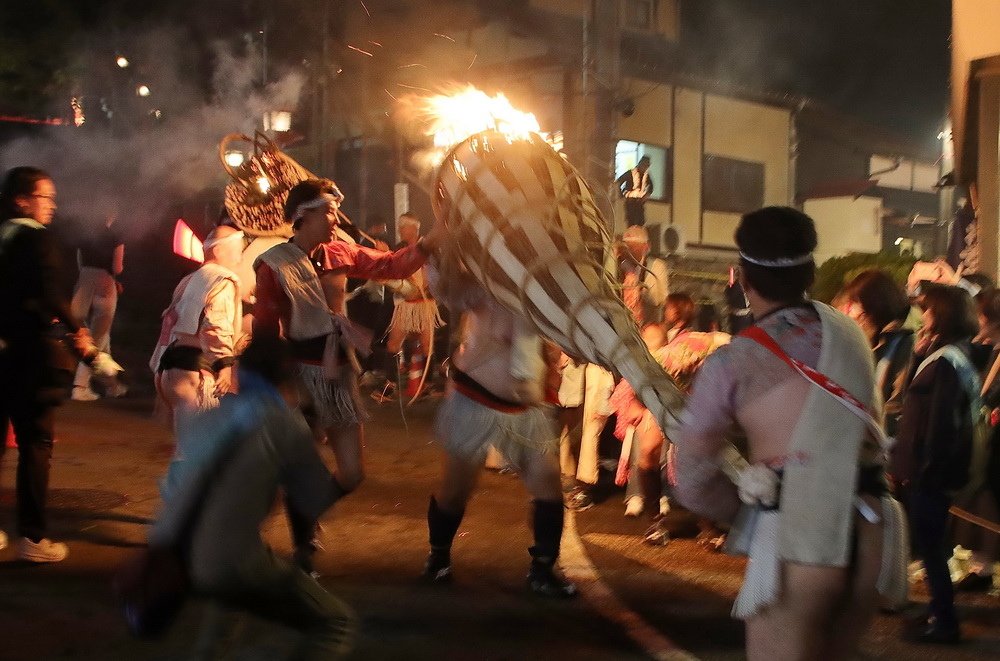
624, 199, 646, 227
908, 488, 958, 626
0, 352, 59, 542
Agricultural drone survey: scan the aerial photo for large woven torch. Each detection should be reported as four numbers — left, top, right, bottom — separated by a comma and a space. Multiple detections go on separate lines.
219, 131, 315, 237
432, 129, 685, 433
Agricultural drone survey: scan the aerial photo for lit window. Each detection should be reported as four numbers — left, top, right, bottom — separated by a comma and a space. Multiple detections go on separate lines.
615, 140, 672, 202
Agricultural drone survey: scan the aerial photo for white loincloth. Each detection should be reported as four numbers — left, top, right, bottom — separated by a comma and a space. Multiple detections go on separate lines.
732, 495, 909, 619
433, 389, 556, 469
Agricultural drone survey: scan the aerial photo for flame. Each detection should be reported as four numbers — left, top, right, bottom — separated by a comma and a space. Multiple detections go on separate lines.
172, 219, 204, 263
415, 86, 541, 168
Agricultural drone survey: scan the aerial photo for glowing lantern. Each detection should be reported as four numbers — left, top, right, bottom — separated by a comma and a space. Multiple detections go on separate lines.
224, 150, 245, 168
264, 111, 292, 132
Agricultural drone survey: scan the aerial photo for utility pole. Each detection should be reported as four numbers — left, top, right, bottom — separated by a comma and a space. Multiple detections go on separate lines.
587, 0, 621, 229
318, 0, 332, 176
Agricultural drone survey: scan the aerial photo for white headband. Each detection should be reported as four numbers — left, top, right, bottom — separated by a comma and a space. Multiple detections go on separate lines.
739, 251, 813, 268
203, 230, 244, 251
293, 193, 338, 221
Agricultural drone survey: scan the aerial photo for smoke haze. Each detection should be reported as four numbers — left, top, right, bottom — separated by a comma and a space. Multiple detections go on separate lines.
0, 26, 305, 240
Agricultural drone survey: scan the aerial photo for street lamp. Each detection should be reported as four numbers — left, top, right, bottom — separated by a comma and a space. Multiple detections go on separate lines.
263, 110, 292, 132
116, 55, 129, 68
136, 84, 151, 97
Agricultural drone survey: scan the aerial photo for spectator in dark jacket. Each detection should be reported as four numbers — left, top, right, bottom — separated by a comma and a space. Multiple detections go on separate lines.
893, 284, 979, 644
0, 166, 98, 562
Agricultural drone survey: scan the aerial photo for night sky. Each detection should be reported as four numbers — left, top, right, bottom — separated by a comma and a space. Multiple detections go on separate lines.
2, 1, 954, 151
680, 0, 952, 151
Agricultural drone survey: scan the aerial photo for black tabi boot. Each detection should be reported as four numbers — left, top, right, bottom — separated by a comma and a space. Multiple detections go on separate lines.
424, 495, 464, 583
527, 499, 577, 598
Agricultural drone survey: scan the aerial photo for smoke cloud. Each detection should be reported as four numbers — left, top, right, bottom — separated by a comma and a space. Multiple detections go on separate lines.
0, 26, 305, 240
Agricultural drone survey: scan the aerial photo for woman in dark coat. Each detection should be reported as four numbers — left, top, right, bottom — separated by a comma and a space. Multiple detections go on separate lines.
893, 284, 980, 644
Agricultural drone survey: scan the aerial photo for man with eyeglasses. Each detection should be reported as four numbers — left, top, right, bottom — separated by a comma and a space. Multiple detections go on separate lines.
0, 167, 101, 562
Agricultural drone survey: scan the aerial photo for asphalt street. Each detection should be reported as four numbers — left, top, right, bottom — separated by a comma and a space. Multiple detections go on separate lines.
1, 396, 999, 660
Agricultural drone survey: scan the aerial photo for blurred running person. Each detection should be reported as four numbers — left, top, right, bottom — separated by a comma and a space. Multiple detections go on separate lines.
151, 335, 356, 659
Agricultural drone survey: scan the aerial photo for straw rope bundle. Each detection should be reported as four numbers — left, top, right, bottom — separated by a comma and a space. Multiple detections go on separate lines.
432, 130, 685, 432
219, 132, 314, 238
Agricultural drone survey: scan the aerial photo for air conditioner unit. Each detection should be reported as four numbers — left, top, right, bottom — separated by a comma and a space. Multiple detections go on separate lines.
662, 224, 686, 256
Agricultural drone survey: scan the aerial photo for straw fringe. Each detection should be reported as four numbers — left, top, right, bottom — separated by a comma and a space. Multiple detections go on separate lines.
389, 300, 444, 335
298, 363, 366, 429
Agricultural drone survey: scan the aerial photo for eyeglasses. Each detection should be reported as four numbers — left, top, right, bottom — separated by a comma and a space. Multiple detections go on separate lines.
30, 194, 56, 201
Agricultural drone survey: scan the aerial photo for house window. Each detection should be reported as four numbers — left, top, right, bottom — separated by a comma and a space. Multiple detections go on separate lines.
622, 0, 656, 31
702, 155, 764, 214
615, 140, 672, 202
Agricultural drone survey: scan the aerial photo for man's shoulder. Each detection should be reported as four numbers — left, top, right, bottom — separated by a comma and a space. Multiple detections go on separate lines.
0, 218, 45, 243
198, 262, 240, 285
254, 241, 298, 269
315, 239, 359, 272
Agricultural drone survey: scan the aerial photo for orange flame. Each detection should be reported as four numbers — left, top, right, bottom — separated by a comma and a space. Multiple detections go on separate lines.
413, 85, 541, 169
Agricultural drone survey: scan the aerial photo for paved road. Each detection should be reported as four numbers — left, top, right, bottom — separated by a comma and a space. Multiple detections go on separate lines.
1, 397, 999, 660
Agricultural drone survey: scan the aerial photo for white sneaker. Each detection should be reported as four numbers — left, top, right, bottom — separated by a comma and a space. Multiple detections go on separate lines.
18, 537, 68, 563
0, 529, 7, 551
659, 496, 671, 516
624, 496, 644, 517
71, 386, 100, 402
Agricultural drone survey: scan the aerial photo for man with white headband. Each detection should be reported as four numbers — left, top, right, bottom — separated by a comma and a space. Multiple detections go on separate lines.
620, 225, 668, 328
672, 207, 907, 659
383, 211, 443, 399
254, 179, 447, 571
150, 224, 244, 438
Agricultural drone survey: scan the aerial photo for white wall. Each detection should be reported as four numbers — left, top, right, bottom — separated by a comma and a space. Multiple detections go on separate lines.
804, 196, 883, 265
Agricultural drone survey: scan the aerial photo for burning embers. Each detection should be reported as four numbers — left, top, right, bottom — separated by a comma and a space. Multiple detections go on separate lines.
406, 85, 545, 173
